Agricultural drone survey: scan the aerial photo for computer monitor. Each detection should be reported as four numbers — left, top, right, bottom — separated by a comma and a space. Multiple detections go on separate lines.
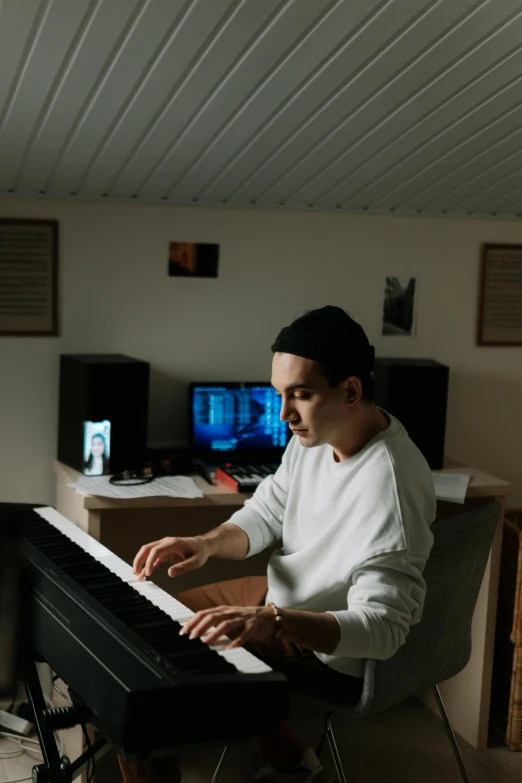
188, 382, 290, 459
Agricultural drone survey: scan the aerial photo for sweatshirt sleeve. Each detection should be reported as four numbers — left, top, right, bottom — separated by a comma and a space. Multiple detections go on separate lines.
321, 550, 429, 663
221, 444, 292, 557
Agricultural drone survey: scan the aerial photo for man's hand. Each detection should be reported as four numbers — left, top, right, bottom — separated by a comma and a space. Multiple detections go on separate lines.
179, 605, 276, 650
132, 536, 211, 580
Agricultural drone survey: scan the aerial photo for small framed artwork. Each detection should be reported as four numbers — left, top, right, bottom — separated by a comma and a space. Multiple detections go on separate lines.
0, 218, 58, 336
168, 241, 219, 278
382, 276, 417, 336
477, 244, 522, 346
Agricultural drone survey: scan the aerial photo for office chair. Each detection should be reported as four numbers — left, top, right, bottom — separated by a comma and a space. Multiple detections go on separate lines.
211, 498, 501, 783
308, 498, 501, 783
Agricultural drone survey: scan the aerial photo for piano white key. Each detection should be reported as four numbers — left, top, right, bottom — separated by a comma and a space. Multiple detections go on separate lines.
220, 647, 272, 673
36, 507, 272, 674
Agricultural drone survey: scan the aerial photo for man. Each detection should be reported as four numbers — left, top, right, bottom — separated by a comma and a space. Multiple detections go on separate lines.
121, 306, 436, 783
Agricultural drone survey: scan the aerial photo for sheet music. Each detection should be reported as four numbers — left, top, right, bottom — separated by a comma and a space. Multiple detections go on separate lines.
432, 472, 471, 504
66, 475, 203, 499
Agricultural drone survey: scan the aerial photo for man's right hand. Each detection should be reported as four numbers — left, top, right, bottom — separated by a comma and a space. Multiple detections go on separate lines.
132, 536, 211, 581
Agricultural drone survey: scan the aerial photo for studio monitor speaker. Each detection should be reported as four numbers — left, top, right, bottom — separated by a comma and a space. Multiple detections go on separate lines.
373, 358, 449, 470
58, 354, 150, 474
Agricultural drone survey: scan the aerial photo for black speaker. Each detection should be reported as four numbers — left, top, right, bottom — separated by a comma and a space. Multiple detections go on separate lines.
373, 358, 449, 470
58, 354, 150, 474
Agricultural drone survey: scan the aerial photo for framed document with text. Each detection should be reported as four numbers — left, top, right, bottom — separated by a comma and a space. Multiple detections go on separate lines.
0, 219, 58, 336
477, 243, 522, 346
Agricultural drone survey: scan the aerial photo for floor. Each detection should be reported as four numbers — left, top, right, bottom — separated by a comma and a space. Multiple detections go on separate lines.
1, 695, 521, 783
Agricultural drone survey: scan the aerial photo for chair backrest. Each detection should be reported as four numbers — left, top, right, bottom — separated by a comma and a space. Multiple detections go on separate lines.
334, 498, 501, 719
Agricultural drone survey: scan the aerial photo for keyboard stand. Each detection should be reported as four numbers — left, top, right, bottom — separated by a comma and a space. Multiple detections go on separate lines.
24, 658, 108, 783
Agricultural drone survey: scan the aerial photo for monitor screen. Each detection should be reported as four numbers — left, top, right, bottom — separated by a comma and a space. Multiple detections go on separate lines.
189, 383, 289, 454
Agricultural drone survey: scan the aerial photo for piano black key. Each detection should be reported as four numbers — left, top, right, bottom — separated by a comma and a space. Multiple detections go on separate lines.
88, 582, 133, 603
101, 597, 146, 610
36, 544, 79, 556
166, 654, 231, 675
51, 556, 97, 568
72, 570, 121, 583
130, 617, 181, 631
96, 597, 139, 609
114, 609, 167, 624
98, 598, 147, 612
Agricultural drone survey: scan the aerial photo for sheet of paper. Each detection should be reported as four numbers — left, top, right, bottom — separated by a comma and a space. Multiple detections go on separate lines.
432, 472, 471, 504
66, 475, 204, 499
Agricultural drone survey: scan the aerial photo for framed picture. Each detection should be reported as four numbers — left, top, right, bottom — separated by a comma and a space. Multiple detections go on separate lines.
0, 218, 58, 336
382, 276, 417, 336
168, 241, 219, 278
477, 243, 522, 346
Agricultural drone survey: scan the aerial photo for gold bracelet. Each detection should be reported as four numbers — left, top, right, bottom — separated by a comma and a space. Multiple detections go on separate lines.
267, 602, 283, 640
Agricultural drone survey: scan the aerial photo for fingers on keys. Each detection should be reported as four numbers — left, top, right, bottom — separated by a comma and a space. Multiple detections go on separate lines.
133, 541, 159, 575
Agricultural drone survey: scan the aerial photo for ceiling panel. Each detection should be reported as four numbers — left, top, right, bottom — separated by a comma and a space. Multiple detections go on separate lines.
0, 0, 43, 120
0, 0, 93, 190
1, 0, 522, 218
274, 2, 489, 208
16, 0, 172, 195
131, 0, 295, 200
167, 0, 383, 203
280, 0, 522, 208
197, 0, 391, 205
321, 3, 522, 210
420, 136, 522, 214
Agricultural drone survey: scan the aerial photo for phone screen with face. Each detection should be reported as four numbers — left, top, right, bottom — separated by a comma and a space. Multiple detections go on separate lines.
83, 420, 111, 475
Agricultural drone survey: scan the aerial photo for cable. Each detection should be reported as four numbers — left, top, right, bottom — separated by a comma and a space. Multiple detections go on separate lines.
0, 732, 43, 758
0, 677, 69, 783
0, 726, 64, 783
0, 732, 39, 783
0, 735, 24, 758
51, 682, 72, 705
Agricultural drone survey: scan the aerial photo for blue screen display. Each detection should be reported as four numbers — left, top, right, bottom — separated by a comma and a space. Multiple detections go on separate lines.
191, 385, 289, 452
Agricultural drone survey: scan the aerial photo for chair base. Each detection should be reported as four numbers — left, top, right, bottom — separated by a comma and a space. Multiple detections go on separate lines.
210, 744, 229, 783
315, 686, 472, 783
211, 687, 472, 783
432, 684, 471, 783
324, 712, 347, 783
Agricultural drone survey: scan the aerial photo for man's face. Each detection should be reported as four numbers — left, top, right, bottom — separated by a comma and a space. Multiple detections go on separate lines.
271, 353, 352, 449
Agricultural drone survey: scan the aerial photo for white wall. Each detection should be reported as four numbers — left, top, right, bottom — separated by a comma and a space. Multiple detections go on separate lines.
1, 198, 521, 507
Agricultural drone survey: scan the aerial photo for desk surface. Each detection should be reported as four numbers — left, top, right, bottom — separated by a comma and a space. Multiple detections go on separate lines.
54, 460, 247, 509
54, 456, 510, 511
442, 457, 510, 499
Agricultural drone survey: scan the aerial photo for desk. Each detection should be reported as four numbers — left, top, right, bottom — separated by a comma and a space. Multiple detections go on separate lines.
54, 460, 274, 595
422, 459, 509, 750
54, 458, 509, 751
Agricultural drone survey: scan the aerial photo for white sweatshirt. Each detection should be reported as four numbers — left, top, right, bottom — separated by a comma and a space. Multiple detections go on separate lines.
224, 412, 436, 677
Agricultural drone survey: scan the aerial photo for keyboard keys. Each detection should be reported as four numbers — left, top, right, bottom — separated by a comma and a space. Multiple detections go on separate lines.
21, 512, 235, 675
32, 506, 273, 675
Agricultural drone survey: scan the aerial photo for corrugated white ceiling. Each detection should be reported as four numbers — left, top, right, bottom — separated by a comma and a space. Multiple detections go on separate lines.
1, 0, 522, 218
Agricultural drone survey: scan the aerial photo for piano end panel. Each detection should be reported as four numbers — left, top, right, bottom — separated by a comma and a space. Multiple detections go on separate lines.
30, 575, 153, 756
121, 671, 289, 759
176, 672, 290, 740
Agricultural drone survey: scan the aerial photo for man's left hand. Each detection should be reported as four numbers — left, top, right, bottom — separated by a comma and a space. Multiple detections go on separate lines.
179, 605, 276, 649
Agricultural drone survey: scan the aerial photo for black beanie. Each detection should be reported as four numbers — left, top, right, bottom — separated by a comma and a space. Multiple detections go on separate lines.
271, 306, 374, 374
